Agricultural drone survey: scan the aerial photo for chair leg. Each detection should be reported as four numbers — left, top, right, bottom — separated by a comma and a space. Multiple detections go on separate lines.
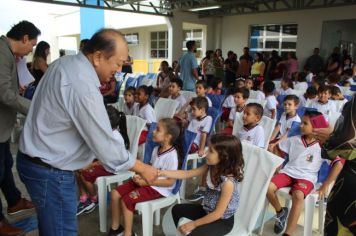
318, 198, 325, 234
180, 180, 186, 200
141, 205, 153, 236
97, 177, 108, 232
304, 195, 317, 236
258, 200, 269, 235
154, 209, 160, 226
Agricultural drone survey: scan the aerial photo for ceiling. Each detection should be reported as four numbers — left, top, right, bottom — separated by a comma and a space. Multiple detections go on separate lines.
24, 0, 356, 17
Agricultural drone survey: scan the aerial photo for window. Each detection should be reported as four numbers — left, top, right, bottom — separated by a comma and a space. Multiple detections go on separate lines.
124, 33, 139, 45
182, 29, 203, 58
249, 24, 298, 58
150, 31, 168, 58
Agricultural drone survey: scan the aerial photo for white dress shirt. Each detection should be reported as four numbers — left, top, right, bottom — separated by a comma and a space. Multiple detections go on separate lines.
19, 53, 134, 172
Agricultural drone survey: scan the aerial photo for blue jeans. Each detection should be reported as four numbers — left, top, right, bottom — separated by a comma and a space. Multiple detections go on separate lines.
17, 151, 77, 236
0, 141, 21, 221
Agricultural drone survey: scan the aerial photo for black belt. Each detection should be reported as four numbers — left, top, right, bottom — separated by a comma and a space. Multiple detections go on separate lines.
25, 155, 55, 169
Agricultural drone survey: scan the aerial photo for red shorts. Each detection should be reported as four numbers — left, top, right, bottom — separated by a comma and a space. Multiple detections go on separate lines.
220, 127, 233, 135
221, 107, 231, 122
189, 143, 199, 154
114, 180, 162, 212
138, 130, 148, 145
82, 164, 113, 183
271, 173, 314, 197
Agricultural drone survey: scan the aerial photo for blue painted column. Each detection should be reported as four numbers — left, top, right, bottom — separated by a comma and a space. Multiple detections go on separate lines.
80, 0, 105, 39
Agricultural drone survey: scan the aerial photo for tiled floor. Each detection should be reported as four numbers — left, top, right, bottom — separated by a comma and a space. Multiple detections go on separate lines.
2, 143, 322, 236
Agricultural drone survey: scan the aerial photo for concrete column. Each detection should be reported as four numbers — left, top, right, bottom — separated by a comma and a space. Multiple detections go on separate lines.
166, 14, 183, 65
80, 0, 105, 40
213, 17, 222, 50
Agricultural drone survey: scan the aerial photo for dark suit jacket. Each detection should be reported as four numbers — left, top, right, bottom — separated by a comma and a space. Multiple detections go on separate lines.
0, 36, 30, 142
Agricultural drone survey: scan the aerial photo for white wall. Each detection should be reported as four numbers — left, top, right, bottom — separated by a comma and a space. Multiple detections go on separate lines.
221, 5, 356, 69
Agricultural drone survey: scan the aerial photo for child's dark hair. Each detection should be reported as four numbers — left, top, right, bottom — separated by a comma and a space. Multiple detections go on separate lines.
137, 85, 153, 96
124, 86, 136, 95
297, 72, 307, 82
305, 86, 317, 97
190, 97, 209, 113
281, 77, 294, 89
107, 106, 130, 150
210, 77, 222, 91
303, 109, 323, 118
263, 81, 275, 94
209, 134, 244, 186
235, 87, 250, 99
196, 80, 208, 90
284, 94, 299, 105
170, 78, 183, 89
327, 73, 341, 85
245, 103, 264, 119
159, 118, 184, 168
330, 86, 342, 96
318, 85, 331, 94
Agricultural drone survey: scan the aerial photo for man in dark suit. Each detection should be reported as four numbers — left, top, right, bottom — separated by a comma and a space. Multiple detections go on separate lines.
0, 20, 40, 236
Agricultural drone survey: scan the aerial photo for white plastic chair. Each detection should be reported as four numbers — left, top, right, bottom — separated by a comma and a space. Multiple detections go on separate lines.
247, 98, 267, 109
258, 182, 326, 235
273, 80, 282, 90
180, 90, 197, 102
97, 115, 146, 232
290, 89, 305, 98
333, 100, 348, 112
154, 98, 178, 120
248, 90, 259, 99
173, 142, 284, 236
109, 97, 125, 111
327, 111, 341, 129
232, 114, 276, 150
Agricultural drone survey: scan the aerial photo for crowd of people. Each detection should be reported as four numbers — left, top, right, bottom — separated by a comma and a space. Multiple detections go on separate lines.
0, 20, 355, 236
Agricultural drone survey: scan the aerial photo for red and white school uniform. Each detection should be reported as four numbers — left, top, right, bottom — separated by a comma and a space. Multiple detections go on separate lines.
278, 113, 301, 138
238, 124, 265, 148
264, 95, 278, 119
187, 115, 212, 152
133, 103, 157, 144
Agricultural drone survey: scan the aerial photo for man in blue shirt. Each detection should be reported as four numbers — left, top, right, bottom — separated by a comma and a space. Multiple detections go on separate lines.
175, 41, 199, 91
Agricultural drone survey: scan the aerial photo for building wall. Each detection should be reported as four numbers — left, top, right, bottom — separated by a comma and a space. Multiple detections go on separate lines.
221, 5, 356, 68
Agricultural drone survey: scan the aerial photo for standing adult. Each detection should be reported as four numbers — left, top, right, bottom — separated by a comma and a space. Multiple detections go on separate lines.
313, 95, 356, 235
30, 41, 50, 86
201, 50, 215, 85
0, 20, 39, 236
266, 50, 282, 80
237, 47, 253, 78
326, 47, 341, 75
278, 52, 298, 79
175, 41, 199, 91
224, 51, 238, 87
121, 53, 133, 73
213, 49, 224, 79
17, 29, 157, 235
304, 48, 324, 75
251, 52, 265, 77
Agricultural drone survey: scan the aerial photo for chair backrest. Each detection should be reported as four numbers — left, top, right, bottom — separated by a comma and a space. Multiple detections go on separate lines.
180, 90, 197, 102
276, 95, 286, 109
143, 123, 158, 164
259, 116, 277, 149
247, 98, 267, 109
288, 121, 301, 137
333, 100, 347, 112
125, 75, 137, 89
248, 90, 259, 99
135, 74, 146, 87
229, 142, 284, 235
126, 115, 146, 158
207, 107, 223, 135
290, 89, 305, 98
172, 130, 197, 194
273, 80, 281, 90
154, 98, 178, 120
327, 111, 341, 128
232, 112, 244, 136
207, 94, 226, 110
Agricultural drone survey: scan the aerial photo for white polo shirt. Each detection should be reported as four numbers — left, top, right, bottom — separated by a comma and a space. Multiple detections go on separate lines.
122, 102, 137, 115
256, 91, 265, 100
278, 113, 301, 137
279, 136, 324, 184
168, 94, 187, 112
187, 115, 213, 146
133, 103, 157, 131
150, 146, 178, 197
294, 82, 308, 91
238, 124, 265, 148
309, 100, 337, 116
229, 105, 245, 122
205, 96, 212, 107
277, 88, 293, 96
264, 95, 278, 119
222, 95, 235, 108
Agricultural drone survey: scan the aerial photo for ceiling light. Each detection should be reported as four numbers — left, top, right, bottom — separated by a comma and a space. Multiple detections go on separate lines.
189, 5, 221, 12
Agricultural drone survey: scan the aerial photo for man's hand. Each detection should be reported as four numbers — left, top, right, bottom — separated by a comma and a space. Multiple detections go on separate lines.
132, 161, 158, 184
132, 175, 147, 186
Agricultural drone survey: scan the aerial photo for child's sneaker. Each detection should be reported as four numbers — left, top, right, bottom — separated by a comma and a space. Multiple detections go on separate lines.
274, 207, 289, 234
187, 186, 206, 201
84, 200, 98, 214
118, 230, 137, 236
107, 225, 124, 236
77, 199, 93, 216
